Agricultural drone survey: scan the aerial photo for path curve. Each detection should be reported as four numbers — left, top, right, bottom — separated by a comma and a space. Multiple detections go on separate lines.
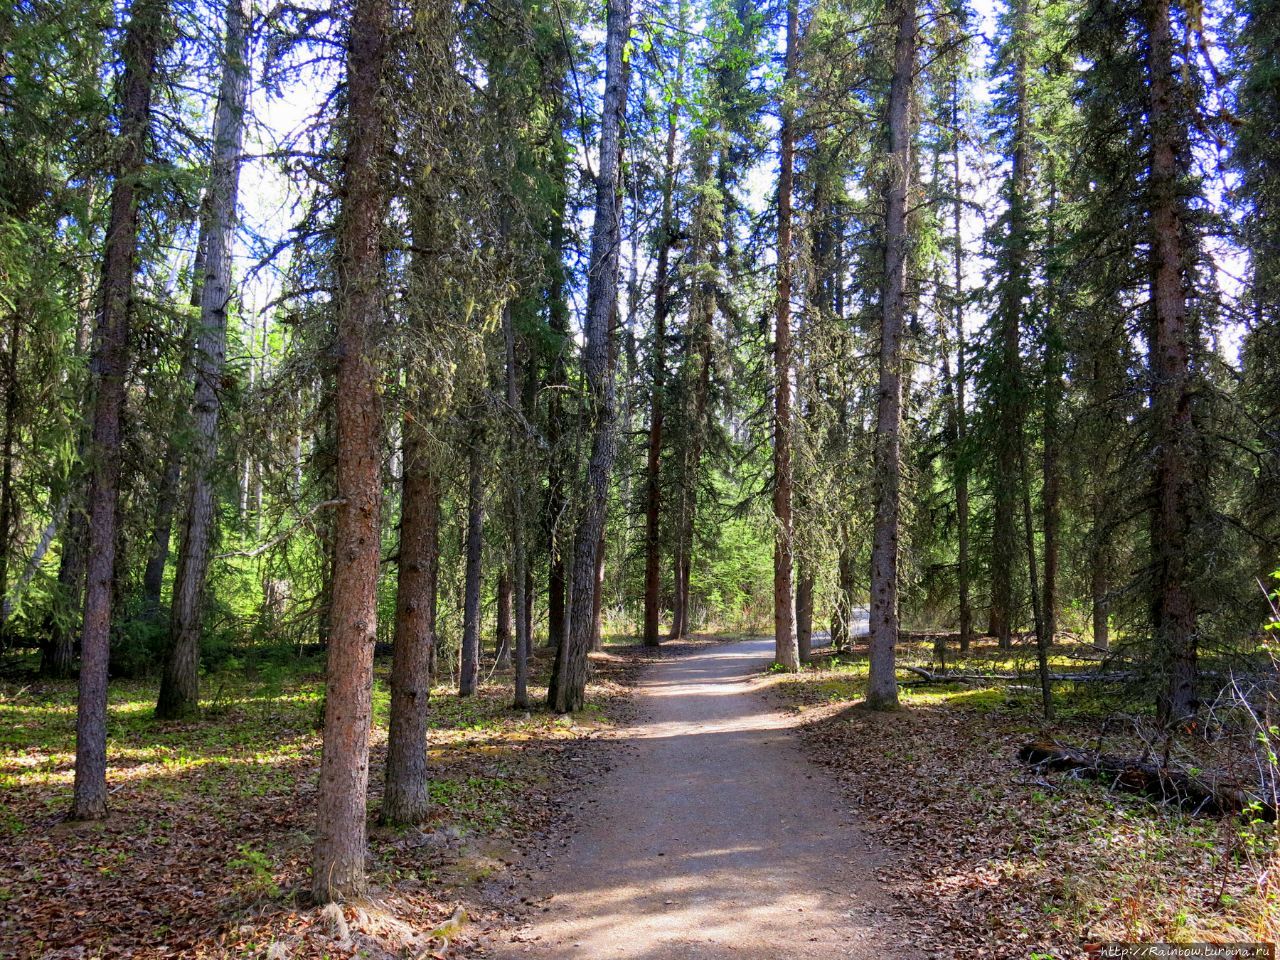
492, 636, 919, 960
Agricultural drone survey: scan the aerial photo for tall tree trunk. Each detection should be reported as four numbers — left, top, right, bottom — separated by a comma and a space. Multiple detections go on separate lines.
1042, 194, 1061, 645
156, 0, 248, 719
669, 547, 687, 640
642, 103, 678, 648
547, 0, 630, 713
772, 0, 799, 672
140, 220, 207, 625
0, 309, 21, 641
70, 0, 168, 821
865, 0, 917, 710
831, 533, 855, 648
1020, 433, 1052, 721
591, 525, 605, 652
502, 304, 532, 709
544, 161, 570, 653
950, 78, 972, 654
1145, 0, 1198, 725
382, 404, 439, 826
459, 431, 484, 697
796, 567, 814, 663
311, 0, 391, 902
496, 571, 513, 668
990, 0, 1031, 651
47, 494, 86, 677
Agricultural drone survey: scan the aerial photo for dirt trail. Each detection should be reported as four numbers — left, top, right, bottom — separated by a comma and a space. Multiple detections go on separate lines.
491, 636, 920, 960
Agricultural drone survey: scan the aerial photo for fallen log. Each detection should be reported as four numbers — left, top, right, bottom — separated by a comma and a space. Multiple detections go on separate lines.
1018, 741, 1276, 821
901, 666, 1133, 685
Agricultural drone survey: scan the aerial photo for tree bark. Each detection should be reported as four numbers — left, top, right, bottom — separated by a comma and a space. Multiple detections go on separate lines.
547, 0, 629, 713
71, 0, 168, 821
501, 304, 532, 709
311, 0, 391, 902
382, 405, 439, 826
156, 0, 248, 719
642, 102, 678, 648
866, 0, 917, 710
796, 566, 814, 663
140, 219, 207, 625
459, 431, 484, 697
496, 570, 513, 668
950, 77, 972, 654
1144, 0, 1198, 726
773, 0, 799, 672
591, 525, 605, 652
990, 0, 1031, 652
0, 309, 21, 641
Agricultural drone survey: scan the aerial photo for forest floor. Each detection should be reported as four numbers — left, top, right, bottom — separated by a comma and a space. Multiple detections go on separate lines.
763, 632, 1280, 958
0, 644, 644, 959
3, 634, 1276, 959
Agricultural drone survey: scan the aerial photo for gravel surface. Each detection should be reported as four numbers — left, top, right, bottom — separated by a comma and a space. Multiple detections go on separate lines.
492, 636, 921, 960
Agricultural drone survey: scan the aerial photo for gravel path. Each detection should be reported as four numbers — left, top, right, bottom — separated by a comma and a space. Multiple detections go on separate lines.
493, 636, 920, 960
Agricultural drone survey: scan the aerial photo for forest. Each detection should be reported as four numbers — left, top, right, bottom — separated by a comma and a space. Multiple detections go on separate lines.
0, 0, 1278, 954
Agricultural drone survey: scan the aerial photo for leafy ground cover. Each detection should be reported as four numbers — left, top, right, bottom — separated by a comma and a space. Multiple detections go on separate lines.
764, 636, 1280, 959
0, 646, 641, 959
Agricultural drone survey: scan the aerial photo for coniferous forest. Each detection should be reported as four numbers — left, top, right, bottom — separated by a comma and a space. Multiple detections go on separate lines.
1, 0, 1279, 954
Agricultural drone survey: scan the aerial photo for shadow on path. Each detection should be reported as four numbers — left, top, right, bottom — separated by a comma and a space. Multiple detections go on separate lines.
491, 637, 920, 960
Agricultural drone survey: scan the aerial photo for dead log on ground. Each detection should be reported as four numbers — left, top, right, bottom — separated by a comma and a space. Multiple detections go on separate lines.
1018, 741, 1276, 821
901, 666, 1133, 685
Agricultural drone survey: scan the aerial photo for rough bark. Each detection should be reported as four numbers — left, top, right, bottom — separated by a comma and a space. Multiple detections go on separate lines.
156, 0, 248, 719
502, 304, 531, 709
950, 78, 972, 654
496, 571, 513, 669
459, 432, 484, 698
990, 0, 1032, 652
591, 526, 605, 652
311, 0, 391, 902
140, 220, 206, 624
772, 0, 799, 672
642, 103, 678, 648
796, 567, 814, 663
547, 0, 629, 713
0, 310, 21, 639
71, 0, 168, 821
866, 0, 917, 711
1144, 0, 1198, 726
382, 406, 439, 826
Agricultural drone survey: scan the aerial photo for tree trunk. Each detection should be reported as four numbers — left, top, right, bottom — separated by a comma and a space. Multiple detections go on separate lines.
1091, 513, 1110, 651
547, 0, 629, 713
990, 0, 1031, 652
773, 0, 799, 672
591, 525, 605, 652
1144, 0, 1198, 726
831, 534, 855, 648
140, 220, 207, 625
156, 0, 248, 719
669, 547, 687, 641
46, 494, 86, 677
311, 0, 391, 902
642, 102, 678, 648
866, 0, 917, 711
382, 405, 439, 826
496, 571, 513, 668
796, 566, 813, 663
71, 0, 168, 821
502, 303, 532, 709
0, 309, 21, 641
459, 432, 484, 698
950, 77, 972, 654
